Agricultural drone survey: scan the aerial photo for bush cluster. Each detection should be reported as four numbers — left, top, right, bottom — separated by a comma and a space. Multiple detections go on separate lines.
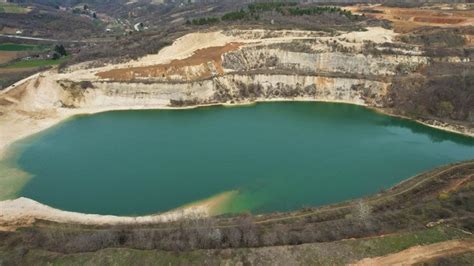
186, 3, 356, 26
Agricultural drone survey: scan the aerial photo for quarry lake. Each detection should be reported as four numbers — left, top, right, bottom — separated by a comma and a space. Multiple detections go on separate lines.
8, 102, 474, 215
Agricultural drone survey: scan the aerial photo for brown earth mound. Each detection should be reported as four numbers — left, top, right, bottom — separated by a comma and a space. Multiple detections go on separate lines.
96, 42, 242, 81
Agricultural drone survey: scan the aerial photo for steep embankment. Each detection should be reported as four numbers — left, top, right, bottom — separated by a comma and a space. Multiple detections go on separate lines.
0, 27, 473, 226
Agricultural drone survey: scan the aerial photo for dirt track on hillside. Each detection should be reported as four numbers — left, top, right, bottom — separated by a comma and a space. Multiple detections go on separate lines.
352, 238, 474, 265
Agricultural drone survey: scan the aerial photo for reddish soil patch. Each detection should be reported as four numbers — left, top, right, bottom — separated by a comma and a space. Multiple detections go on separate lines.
97, 42, 242, 81
0, 51, 19, 64
413, 17, 465, 24
347, 5, 474, 33
444, 175, 472, 194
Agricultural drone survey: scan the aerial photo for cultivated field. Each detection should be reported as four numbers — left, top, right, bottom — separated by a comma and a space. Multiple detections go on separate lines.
346, 4, 474, 32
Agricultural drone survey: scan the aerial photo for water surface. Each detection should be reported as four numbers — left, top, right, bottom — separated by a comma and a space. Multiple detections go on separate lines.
12, 102, 474, 215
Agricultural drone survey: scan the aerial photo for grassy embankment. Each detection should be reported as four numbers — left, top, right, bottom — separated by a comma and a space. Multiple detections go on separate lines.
0, 223, 471, 264
3, 57, 68, 68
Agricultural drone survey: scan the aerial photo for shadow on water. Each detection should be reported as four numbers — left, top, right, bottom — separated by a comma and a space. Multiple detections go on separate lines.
375, 115, 474, 145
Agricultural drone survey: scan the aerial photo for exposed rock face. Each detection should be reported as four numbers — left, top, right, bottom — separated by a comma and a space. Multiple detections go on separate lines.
55, 27, 444, 111
58, 74, 387, 109
222, 48, 428, 77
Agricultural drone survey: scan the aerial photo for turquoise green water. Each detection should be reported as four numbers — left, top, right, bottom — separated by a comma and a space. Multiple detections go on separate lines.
10, 102, 474, 215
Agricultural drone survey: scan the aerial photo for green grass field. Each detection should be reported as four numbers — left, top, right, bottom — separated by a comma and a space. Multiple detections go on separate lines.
0, 43, 46, 52
0, 3, 30, 14
1, 57, 68, 68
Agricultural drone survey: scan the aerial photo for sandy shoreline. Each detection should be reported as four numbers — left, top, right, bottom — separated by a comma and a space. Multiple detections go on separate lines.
0, 191, 237, 231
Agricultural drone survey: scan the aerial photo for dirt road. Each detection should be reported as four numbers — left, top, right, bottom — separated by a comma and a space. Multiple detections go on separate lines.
352, 238, 474, 265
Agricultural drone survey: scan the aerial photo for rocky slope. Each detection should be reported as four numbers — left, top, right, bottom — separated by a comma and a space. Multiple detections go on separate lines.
60, 28, 472, 133
50, 28, 413, 107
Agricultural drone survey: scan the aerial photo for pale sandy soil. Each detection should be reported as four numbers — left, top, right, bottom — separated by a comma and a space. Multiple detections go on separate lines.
0, 191, 236, 231
351, 238, 474, 265
96, 42, 243, 80
63, 31, 242, 81
337, 26, 395, 43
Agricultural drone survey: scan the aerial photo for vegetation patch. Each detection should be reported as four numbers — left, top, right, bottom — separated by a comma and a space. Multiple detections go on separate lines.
286, 6, 356, 19
1, 56, 68, 68
0, 3, 30, 14
248, 2, 298, 12
187, 17, 220, 26
0, 43, 45, 52
348, 225, 468, 256
400, 29, 466, 48
387, 62, 474, 121
187, 3, 359, 25
0, 225, 470, 265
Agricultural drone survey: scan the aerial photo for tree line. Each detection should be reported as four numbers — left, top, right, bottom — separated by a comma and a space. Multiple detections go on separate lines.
186, 3, 356, 25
